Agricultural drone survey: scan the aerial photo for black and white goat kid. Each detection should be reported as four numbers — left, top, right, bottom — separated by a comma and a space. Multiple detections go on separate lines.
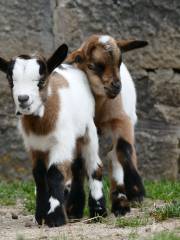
0, 44, 107, 227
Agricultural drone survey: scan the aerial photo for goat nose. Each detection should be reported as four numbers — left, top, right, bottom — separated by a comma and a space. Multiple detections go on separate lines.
112, 81, 121, 89
18, 95, 29, 103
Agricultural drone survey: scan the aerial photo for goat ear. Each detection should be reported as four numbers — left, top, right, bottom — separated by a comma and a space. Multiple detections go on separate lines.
47, 44, 68, 73
0, 57, 9, 73
117, 40, 148, 53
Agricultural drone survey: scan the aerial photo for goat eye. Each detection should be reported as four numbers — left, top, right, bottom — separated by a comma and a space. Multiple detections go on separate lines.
88, 63, 105, 74
95, 63, 105, 73
37, 78, 45, 89
88, 64, 95, 70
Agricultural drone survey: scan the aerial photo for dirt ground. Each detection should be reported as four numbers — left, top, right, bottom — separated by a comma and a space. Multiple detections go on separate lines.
0, 201, 179, 240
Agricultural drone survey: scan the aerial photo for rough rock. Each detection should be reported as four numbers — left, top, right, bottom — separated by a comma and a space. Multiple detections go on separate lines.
0, 0, 179, 180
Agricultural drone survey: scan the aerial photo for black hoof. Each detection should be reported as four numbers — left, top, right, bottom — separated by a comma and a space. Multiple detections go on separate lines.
35, 215, 45, 225
35, 202, 50, 225
88, 194, 107, 218
111, 193, 130, 216
45, 206, 67, 227
124, 170, 145, 203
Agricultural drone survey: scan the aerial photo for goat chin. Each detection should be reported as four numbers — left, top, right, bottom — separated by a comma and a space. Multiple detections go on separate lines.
120, 62, 137, 126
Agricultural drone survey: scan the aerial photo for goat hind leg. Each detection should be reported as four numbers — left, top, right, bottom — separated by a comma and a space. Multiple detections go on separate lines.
82, 121, 107, 218
109, 148, 130, 216
66, 156, 86, 219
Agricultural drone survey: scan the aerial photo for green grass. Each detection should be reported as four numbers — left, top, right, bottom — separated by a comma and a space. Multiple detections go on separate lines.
150, 231, 180, 240
0, 179, 180, 220
150, 201, 180, 221
0, 181, 35, 213
116, 215, 149, 228
145, 180, 180, 201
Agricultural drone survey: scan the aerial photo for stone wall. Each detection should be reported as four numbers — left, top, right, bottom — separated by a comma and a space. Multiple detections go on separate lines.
0, 0, 54, 180
0, 0, 179, 180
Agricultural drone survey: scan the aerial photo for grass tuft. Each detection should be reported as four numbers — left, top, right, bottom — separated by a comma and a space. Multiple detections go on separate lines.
150, 201, 180, 221
145, 180, 180, 201
150, 231, 180, 240
116, 215, 150, 228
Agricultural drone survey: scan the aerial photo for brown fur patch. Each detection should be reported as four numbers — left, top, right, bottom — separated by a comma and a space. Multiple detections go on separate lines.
22, 72, 68, 136
92, 163, 103, 181
67, 34, 139, 171
57, 161, 72, 183
30, 150, 49, 169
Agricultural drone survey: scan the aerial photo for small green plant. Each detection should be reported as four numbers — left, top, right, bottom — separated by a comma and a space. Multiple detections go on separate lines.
150, 201, 180, 221
116, 215, 150, 228
128, 230, 139, 240
150, 231, 180, 240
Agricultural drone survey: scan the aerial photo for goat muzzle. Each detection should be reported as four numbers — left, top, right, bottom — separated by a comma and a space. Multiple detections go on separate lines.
105, 81, 121, 98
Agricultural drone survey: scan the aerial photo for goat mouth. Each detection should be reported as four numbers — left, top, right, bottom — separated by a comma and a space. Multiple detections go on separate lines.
19, 102, 32, 110
104, 87, 120, 99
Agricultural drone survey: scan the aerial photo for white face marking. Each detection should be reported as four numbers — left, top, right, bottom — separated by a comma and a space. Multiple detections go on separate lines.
99, 35, 110, 44
12, 58, 43, 115
48, 196, 60, 214
89, 179, 103, 200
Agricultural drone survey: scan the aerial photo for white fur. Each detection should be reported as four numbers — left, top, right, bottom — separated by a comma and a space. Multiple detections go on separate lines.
18, 64, 95, 165
120, 62, 137, 125
18, 63, 103, 202
117, 193, 127, 199
108, 148, 124, 185
48, 196, 60, 214
47, 65, 96, 167
65, 179, 72, 192
99, 35, 110, 44
19, 124, 57, 152
12, 58, 43, 115
89, 179, 103, 200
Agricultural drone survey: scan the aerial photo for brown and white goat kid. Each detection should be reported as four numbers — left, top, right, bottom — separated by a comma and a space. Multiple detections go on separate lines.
0, 44, 107, 227
66, 35, 147, 217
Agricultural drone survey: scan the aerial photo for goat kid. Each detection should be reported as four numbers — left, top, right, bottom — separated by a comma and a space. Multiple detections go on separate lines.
66, 35, 147, 217
0, 44, 107, 227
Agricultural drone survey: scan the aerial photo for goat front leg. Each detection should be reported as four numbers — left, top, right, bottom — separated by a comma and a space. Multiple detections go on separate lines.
117, 138, 145, 202
45, 163, 68, 227
32, 152, 49, 225
111, 118, 145, 204
82, 121, 107, 218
